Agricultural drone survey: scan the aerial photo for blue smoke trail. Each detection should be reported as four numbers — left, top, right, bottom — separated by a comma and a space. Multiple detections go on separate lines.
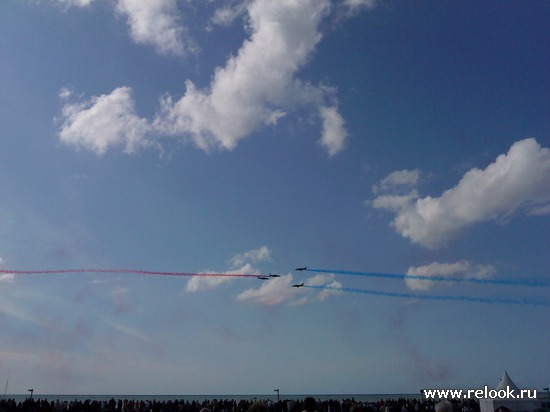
304, 285, 550, 306
306, 268, 550, 287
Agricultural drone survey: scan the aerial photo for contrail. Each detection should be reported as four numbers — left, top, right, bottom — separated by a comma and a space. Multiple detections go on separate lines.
305, 268, 550, 287
0, 269, 259, 278
304, 285, 550, 306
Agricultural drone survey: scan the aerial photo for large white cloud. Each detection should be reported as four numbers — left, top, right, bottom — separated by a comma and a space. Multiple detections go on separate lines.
371, 138, 550, 248
405, 261, 496, 291
58, 87, 152, 155
154, 0, 348, 155
55, 0, 362, 156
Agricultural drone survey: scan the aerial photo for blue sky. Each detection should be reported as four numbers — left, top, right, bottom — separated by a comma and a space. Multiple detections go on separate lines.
1, 0, 549, 396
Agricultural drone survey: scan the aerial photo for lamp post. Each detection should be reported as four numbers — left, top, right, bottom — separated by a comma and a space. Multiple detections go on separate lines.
274, 389, 280, 402
28, 389, 33, 400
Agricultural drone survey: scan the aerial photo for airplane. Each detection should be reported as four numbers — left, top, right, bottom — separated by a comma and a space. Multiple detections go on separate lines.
295, 266, 307, 271
292, 283, 304, 288
269, 273, 280, 277
257, 275, 269, 280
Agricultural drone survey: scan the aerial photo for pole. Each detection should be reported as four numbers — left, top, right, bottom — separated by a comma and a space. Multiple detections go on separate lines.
3, 371, 9, 400
274, 389, 280, 402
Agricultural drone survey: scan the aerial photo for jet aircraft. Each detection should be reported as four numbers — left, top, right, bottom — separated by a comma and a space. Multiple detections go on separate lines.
295, 266, 307, 271
292, 283, 304, 288
269, 273, 280, 277
257, 276, 269, 280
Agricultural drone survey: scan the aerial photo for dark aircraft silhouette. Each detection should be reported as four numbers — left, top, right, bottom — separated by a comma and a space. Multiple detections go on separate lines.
257, 276, 269, 280
269, 273, 280, 277
295, 266, 307, 271
292, 282, 304, 288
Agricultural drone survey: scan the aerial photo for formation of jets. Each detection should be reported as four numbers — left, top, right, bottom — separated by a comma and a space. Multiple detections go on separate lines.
253, 266, 308, 288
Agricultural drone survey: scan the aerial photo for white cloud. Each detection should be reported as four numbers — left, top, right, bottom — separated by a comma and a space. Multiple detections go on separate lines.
186, 246, 271, 292
209, 1, 249, 28
52, 0, 95, 8
343, 0, 377, 13
228, 245, 271, 268
186, 263, 257, 292
405, 261, 496, 291
371, 138, 550, 248
0, 274, 15, 284
373, 169, 420, 194
319, 106, 348, 157
235, 273, 342, 306
115, 0, 193, 56
58, 87, 153, 155
154, 0, 349, 156
55, 0, 354, 156
50, 0, 191, 56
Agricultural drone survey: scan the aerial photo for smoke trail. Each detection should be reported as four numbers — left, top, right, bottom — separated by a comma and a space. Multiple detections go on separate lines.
303, 285, 550, 306
306, 268, 550, 287
0, 269, 259, 278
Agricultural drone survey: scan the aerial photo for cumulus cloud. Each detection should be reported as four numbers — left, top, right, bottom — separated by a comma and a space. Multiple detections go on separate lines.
54, 0, 366, 156
51, 0, 191, 56
186, 246, 271, 293
236, 273, 342, 307
405, 261, 496, 291
154, 0, 349, 155
319, 106, 348, 157
115, 0, 193, 56
58, 87, 153, 155
371, 138, 550, 248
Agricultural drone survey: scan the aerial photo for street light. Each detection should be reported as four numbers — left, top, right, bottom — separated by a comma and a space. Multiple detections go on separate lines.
28, 389, 33, 400
274, 389, 280, 402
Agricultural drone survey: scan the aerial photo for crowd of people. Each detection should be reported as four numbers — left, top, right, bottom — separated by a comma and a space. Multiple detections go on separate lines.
0, 396, 479, 412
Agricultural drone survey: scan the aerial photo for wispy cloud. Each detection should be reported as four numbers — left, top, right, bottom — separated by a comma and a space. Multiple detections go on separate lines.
405, 261, 496, 291
236, 273, 342, 306
370, 138, 550, 248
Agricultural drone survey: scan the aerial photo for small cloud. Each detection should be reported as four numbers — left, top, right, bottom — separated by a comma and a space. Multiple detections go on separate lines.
228, 245, 271, 269
343, 0, 377, 13
0, 273, 15, 284
236, 273, 342, 307
405, 261, 496, 291
58, 87, 72, 99
58, 86, 154, 155
319, 106, 348, 157
115, 0, 196, 57
372, 169, 420, 195
209, 1, 249, 28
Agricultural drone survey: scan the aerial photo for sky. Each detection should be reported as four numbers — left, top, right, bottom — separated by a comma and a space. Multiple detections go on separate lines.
0, 0, 549, 396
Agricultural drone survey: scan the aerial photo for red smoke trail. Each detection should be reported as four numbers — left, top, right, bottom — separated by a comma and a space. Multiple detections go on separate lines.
0, 269, 259, 278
